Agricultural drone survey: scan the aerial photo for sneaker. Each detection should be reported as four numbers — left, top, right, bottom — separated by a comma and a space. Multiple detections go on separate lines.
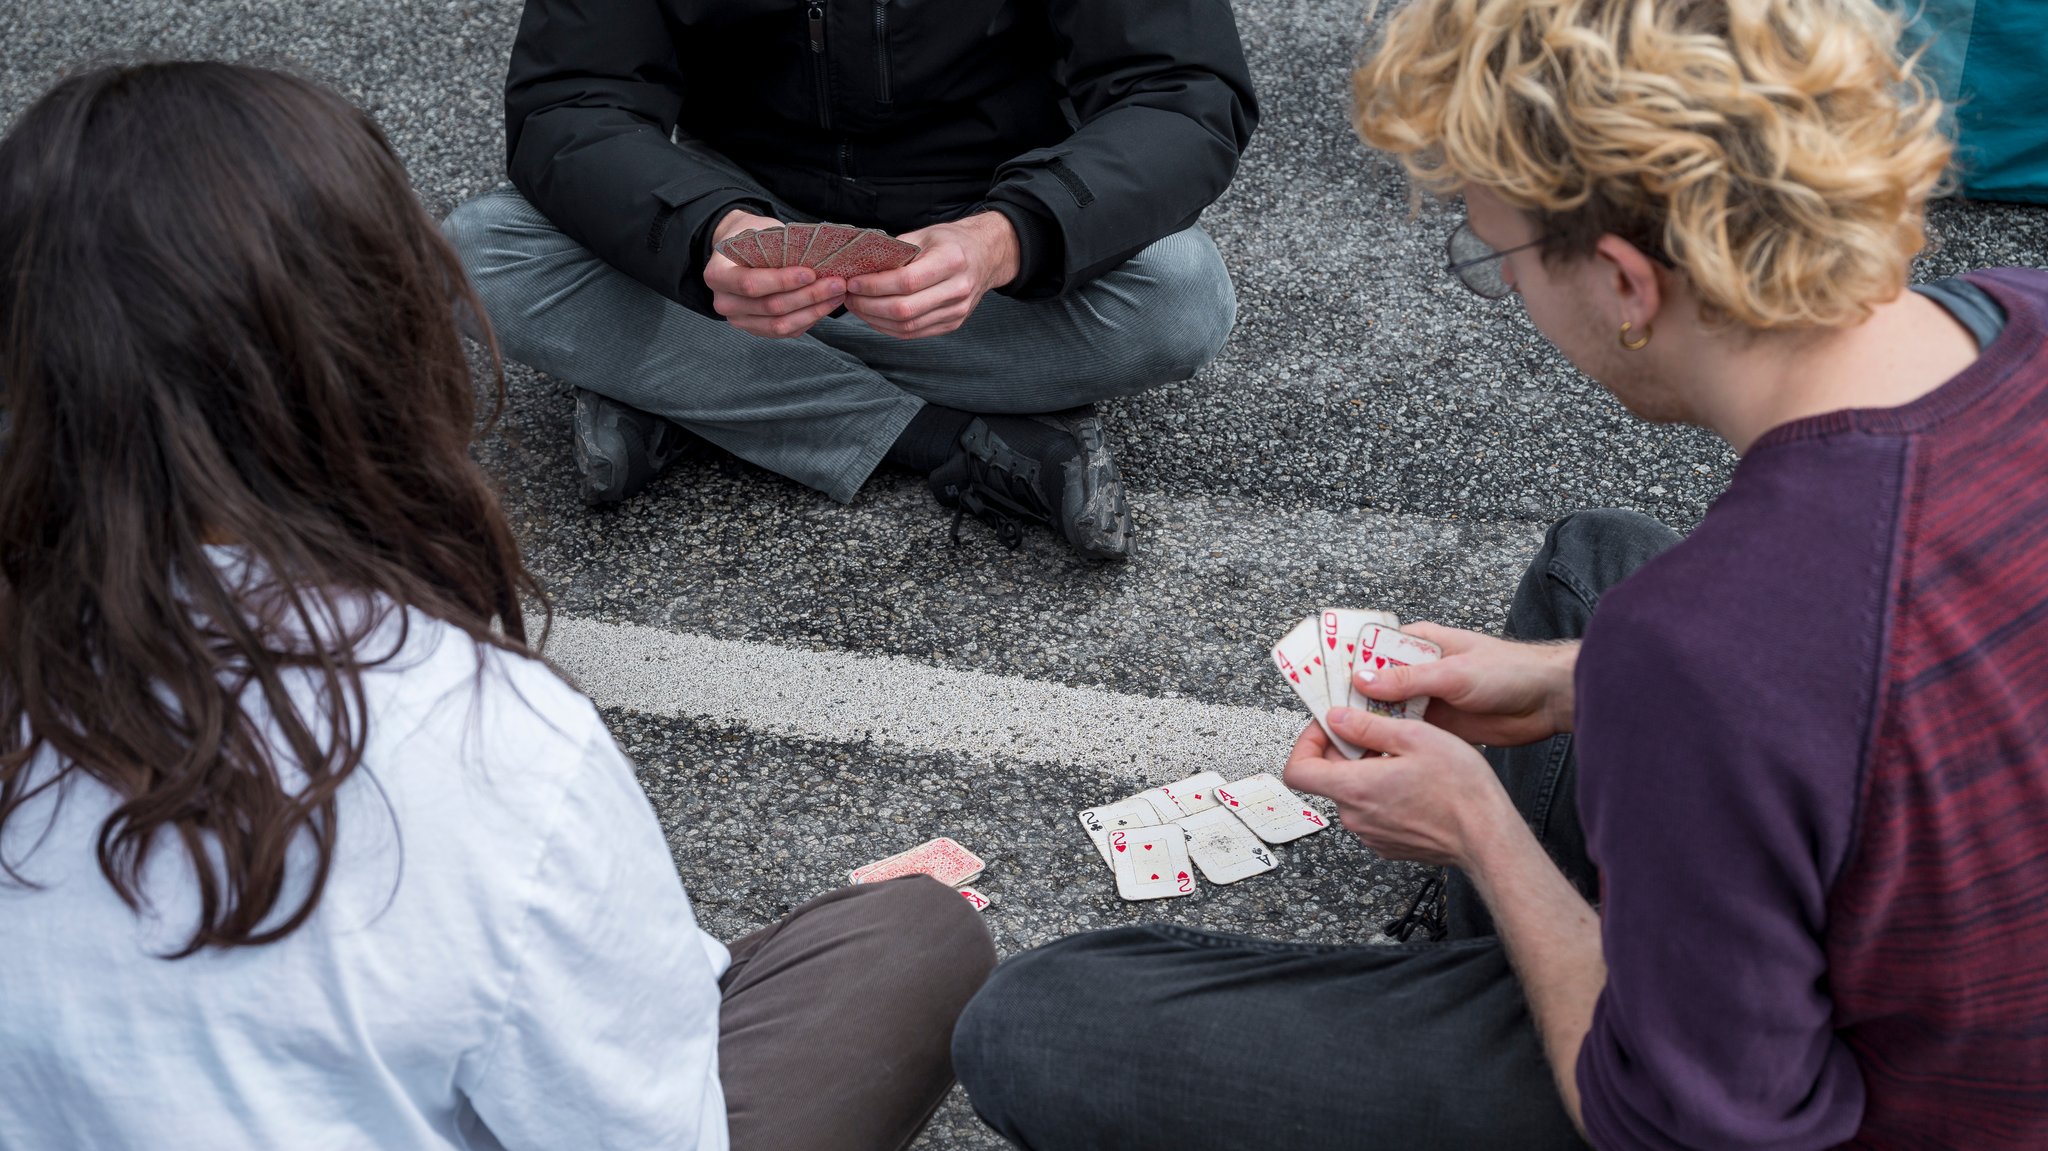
927, 409, 1137, 560
572, 389, 695, 506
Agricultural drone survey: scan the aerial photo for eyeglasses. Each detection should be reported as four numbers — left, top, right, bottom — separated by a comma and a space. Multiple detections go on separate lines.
1444, 219, 1548, 299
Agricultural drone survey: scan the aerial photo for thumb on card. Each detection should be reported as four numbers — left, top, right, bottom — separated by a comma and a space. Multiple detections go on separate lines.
1355, 659, 1434, 702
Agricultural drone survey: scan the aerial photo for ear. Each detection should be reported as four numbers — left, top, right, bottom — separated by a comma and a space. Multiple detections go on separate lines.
1591, 234, 1665, 330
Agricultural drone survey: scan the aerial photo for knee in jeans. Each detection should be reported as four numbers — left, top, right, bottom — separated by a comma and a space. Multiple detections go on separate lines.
952, 950, 1055, 1108
1545, 508, 1682, 569
1128, 231, 1239, 382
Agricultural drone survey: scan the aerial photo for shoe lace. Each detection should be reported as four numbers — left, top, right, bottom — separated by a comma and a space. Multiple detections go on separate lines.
1384, 867, 1448, 942
944, 422, 1053, 552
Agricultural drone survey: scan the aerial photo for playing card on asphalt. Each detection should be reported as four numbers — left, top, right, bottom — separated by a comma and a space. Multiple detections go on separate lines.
812, 229, 921, 277
1320, 608, 1400, 712
1272, 615, 1362, 759
1078, 798, 1162, 870
1216, 773, 1330, 845
1178, 806, 1279, 885
1110, 825, 1195, 901
1134, 771, 1227, 823
957, 886, 993, 912
849, 837, 985, 887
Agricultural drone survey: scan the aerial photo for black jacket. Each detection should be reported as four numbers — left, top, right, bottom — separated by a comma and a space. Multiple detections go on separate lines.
504, 0, 1258, 315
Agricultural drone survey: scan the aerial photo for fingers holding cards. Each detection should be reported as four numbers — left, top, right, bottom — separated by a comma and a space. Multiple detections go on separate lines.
1356, 624, 1443, 720
1320, 608, 1400, 713
1276, 610, 1440, 730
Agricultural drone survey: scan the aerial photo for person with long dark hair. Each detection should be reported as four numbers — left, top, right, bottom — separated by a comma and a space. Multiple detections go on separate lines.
0, 61, 992, 1150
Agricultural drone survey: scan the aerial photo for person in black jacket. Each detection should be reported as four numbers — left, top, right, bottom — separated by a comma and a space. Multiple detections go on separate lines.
443, 0, 1257, 559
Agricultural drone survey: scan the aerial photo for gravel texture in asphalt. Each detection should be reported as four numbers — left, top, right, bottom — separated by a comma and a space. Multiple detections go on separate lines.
4, 1, 2046, 1147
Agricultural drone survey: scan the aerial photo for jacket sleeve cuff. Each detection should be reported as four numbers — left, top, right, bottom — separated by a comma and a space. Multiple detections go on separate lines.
983, 199, 1061, 299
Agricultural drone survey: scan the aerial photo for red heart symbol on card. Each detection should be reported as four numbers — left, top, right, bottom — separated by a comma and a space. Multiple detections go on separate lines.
1149, 873, 1160, 880
1375, 656, 1387, 668
1193, 793, 1203, 800
1326, 636, 1336, 649
1115, 844, 1126, 852
1288, 673, 1299, 683
1143, 844, 1154, 851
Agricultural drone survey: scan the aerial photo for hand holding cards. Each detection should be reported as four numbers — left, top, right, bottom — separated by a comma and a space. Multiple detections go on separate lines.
1272, 609, 1441, 758
717, 222, 920, 276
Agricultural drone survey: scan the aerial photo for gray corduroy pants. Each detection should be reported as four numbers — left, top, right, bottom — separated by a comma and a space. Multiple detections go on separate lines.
442, 184, 1237, 502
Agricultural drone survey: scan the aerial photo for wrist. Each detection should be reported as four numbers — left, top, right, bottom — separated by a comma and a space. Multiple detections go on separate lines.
1542, 641, 1580, 734
1459, 779, 1538, 889
713, 208, 757, 245
969, 211, 1020, 290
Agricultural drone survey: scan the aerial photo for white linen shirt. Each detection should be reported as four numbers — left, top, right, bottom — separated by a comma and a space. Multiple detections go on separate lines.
0, 607, 731, 1150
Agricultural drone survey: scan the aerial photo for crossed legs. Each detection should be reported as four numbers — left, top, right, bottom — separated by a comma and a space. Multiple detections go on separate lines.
442, 185, 1237, 504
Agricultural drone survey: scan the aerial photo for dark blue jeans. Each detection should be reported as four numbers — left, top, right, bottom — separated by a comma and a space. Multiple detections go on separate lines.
952, 510, 1680, 1151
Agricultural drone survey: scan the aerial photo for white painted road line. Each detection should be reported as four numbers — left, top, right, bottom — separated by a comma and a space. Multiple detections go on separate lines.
546, 614, 1306, 782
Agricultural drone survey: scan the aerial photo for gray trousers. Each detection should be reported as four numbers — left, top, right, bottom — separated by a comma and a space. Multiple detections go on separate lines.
720, 876, 997, 1151
441, 185, 1238, 503
951, 510, 1682, 1151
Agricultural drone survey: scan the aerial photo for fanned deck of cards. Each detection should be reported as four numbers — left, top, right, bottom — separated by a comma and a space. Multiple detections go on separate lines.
1076, 770, 1330, 901
716, 222, 921, 275
1273, 609, 1442, 758
847, 836, 994, 912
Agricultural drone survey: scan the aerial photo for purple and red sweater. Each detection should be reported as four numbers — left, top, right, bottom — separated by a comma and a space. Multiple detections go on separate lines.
1574, 269, 2048, 1150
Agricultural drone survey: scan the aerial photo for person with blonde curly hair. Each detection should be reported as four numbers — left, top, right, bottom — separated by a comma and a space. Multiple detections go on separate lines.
950, 1, 2048, 1147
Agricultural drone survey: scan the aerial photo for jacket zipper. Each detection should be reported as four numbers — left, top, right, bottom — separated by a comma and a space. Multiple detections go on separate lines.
873, 1, 892, 104
807, 1, 832, 130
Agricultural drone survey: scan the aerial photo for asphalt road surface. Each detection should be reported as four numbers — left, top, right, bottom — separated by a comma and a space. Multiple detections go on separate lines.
5, 2, 2046, 1147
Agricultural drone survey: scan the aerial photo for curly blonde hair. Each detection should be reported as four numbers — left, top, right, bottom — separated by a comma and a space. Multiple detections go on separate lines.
1354, 0, 1952, 329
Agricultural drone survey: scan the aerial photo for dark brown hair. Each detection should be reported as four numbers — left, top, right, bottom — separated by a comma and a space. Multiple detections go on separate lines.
0, 62, 545, 955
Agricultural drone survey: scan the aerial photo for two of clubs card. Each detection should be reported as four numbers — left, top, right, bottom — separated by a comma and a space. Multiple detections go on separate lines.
1272, 610, 1443, 759
1077, 771, 1329, 901
848, 837, 993, 912
715, 221, 920, 277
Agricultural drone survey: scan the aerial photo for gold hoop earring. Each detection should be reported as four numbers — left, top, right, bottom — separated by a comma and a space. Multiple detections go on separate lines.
1619, 321, 1651, 351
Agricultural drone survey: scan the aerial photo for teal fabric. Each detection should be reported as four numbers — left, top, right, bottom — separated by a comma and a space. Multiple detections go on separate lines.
1888, 1, 2048, 204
